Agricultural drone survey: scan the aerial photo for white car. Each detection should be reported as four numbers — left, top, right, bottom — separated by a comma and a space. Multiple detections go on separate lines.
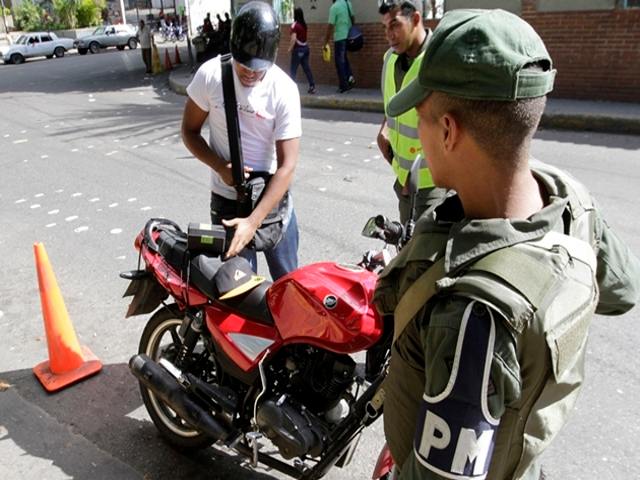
74, 25, 138, 54
0, 32, 75, 65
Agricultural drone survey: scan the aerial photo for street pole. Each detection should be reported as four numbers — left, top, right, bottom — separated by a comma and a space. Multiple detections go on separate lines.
0, 0, 9, 38
184, 0, 194, 70
119, 0, 127, 24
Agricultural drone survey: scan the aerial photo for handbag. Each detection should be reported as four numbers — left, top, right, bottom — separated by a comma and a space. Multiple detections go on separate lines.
345, 0, 363, 52
220, 54, 288, 252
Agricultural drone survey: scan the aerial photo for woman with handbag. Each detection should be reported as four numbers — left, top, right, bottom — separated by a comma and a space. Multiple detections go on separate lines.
288, 7, 316, 94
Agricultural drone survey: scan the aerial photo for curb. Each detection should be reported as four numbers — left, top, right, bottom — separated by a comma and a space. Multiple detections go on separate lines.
168, 69, 640, 135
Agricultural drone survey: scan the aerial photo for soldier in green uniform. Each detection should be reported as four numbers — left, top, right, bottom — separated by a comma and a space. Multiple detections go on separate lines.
374, 9, 640, 480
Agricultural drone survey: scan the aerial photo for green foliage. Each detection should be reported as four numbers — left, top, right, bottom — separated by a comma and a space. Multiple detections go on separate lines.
15, 0, 43, 31
53, 0, 77, 29
76, 0, 103, 28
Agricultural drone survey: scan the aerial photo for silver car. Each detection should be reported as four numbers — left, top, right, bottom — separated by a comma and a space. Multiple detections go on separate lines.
0, 32, 75, 64
74, 25, 138, 55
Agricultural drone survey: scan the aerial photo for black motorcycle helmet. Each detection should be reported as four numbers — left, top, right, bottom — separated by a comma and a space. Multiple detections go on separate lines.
230, 1, 280, 71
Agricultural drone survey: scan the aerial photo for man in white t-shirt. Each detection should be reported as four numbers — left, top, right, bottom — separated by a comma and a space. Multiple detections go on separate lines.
137, 20, 152, 74
181, 1, 301, 280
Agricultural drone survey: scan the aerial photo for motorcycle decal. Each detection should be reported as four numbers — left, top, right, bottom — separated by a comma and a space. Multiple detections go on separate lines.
228, 333, 274, 361
412, 302, 499, 479
323, 295, 338, 310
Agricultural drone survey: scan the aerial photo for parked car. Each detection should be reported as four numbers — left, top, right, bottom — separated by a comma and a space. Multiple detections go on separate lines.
74, 25, 138, 55
0, 32, 75, 65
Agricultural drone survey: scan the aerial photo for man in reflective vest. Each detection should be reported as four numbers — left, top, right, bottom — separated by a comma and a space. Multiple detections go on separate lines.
377, 0, 441, 224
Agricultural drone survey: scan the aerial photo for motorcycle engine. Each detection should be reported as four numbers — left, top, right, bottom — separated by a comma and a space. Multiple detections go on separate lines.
256, 346, 357, 459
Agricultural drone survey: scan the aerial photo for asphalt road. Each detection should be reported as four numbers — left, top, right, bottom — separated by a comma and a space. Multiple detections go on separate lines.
1, 49, 639, 480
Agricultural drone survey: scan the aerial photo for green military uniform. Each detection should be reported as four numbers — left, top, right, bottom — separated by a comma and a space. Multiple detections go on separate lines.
374, 161, 640, 479
381, 34, 443, 224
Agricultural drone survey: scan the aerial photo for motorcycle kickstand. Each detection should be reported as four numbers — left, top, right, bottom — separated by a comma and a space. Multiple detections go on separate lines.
245, 431, 263, 468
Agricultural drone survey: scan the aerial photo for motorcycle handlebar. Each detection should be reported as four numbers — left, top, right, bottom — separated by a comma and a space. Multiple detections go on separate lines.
374, 215, 403, 245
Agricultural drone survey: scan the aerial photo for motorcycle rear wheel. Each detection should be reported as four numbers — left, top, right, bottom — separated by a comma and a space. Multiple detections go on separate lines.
138, 306, 216, 450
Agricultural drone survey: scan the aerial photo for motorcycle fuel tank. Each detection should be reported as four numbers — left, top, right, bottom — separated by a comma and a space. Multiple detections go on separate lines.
267, 262, 383, 353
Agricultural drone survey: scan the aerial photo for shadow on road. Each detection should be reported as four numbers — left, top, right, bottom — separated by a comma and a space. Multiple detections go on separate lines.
535, 128, 640, 150
0, 364, 280, 480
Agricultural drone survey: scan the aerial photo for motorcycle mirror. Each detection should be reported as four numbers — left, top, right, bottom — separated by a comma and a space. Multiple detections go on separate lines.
407, 155, 425, 222
408, 155, 424, 197
361, 216, 381, 239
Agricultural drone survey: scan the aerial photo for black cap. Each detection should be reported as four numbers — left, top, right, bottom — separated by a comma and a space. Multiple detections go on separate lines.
214, 256, 265, 300
230, 1, 280, 71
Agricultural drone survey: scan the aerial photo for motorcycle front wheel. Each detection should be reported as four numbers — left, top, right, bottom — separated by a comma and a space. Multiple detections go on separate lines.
138, 306, 216, 450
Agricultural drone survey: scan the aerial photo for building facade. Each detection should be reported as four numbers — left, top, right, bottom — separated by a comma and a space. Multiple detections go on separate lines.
273, 0, 640, 102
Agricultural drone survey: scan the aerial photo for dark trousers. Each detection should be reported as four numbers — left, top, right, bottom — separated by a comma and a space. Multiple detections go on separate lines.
141, 48, 152, 73
290, 45, 315, 88
334, 39, 353, 90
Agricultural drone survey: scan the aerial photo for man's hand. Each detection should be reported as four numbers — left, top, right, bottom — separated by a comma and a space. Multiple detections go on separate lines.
222, 216, 260, 258
377, 130, 393, 165
218, 165, 253, 186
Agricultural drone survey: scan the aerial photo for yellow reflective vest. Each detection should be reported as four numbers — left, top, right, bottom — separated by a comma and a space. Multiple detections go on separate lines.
382, 49, 434, 189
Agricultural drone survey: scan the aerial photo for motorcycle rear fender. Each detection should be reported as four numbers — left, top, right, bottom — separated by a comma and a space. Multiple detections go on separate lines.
122, 273, 168, 318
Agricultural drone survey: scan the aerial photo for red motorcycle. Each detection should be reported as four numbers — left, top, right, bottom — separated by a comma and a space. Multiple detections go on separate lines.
122, 215, 405, 479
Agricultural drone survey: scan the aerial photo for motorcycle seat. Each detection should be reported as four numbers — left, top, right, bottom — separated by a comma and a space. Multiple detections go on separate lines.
189, 254, 274, 326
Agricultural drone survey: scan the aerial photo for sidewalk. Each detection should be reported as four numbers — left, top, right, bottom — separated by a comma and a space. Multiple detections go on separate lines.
169, 65, 640, 135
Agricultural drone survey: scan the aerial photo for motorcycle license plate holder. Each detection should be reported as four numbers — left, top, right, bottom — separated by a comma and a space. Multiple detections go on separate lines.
123, 276, 168, 318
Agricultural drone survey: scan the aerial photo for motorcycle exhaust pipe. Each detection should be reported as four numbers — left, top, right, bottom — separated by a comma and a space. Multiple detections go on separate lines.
129, 354, 230, 442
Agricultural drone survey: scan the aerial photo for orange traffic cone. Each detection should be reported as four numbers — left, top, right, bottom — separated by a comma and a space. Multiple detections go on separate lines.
174, 45, 182, 64
164, 49, 173, 71
32, 243, 102, 392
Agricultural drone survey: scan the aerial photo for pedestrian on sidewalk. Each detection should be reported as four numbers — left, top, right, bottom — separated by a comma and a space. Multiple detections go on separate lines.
378, 0, 442, 224
137, 19, 152, 74
288, 7, 316, 94
181, 1, 301, 280
375, 8, 640, 480
324, 0, 355, 93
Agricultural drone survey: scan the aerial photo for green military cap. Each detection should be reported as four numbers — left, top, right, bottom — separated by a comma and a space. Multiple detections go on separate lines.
387, 9, 557, 117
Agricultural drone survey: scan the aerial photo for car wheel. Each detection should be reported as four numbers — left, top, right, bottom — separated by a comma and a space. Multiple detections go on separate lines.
78, 48, 88, 55
89, 42, 100, 54
128, 38, 137, 50
10, 53, 24, 65
54, 47, 65, 58
116, 45, 125, 51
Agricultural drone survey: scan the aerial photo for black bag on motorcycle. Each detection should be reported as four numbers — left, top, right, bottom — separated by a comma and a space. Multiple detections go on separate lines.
221, 54, 288, 252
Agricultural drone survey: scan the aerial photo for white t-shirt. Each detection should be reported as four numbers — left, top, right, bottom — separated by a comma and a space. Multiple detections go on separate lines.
186, 56, 302, 199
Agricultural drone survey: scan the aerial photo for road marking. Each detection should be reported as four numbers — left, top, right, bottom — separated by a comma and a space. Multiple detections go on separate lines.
116, 255, 126, 260
74, 226, 89, 233
71, 148, 79, 152
88, 99, 96, 103
44, 125, 50, 129
2, 134, 9, 138
30, 204, 41, 209
40, 154, 49, 159
140, 206, 151, 211
110, 228, 123, 234
35, 193, 44, 198
344, 140, 352, 145
127, 198, 137, 202
109, 203, 118, 208
55, 189, 64, 193
65, 215, 78, 221
326, 147, 334, 152
141, 142, 148, 146
46, 223, 56, 228
71, 192, 82, 197
13, 139, 28, 144
363, 158, 371, 163
87, 145, 94, 149
318, 187, 327, 192
20, 130, 27, 134
105, 151, 118, 156
15, 199, 26, 204
48, 209, 59, 214
89, 198, 100, 202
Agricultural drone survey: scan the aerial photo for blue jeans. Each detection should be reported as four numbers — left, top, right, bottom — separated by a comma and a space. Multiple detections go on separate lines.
290, 45, 315, 88
334, 39, 353, 90
210, 193, 299, 280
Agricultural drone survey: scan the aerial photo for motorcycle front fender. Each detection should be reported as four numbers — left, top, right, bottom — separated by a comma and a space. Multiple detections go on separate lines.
121, 270, 168, 317
372, 442, 395, 480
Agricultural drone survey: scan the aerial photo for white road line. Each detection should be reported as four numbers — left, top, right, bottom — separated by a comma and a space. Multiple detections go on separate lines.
48, 209, 59, 214
74, 226, 89, 232
109, 203, 118, 208
89, 198, 100, 202
30, 204, 41, 209
15, 199, 26, 204
105, 151, 118, 156
65, 215, 78, 221
13, 139, 28, 144
127, 198, 137, 202
71, 192, 82, 197
46, 223, 56, 228
110, 228, 123, 234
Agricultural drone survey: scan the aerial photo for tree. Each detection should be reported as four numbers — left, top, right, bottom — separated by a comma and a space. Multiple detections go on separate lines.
15, 0, 43, 31
76, 0, 103, 28
53, 0, 77, 29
